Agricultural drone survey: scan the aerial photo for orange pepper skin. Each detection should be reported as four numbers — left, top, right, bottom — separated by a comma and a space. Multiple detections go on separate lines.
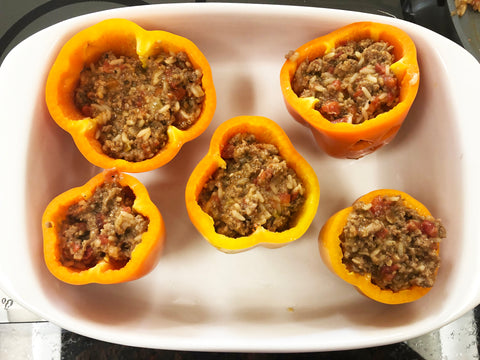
185, 115, 320, 253
42, 170, 165, 285
280, 22, 420, 159
45, 18, 216, 172
319, 189, 438, 304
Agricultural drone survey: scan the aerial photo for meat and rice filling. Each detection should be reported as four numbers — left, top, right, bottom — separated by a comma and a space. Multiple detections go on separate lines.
198, 133, 306, 238
291, 39, 400, 124
74, 50, 205, 162
454, 0, 480, 16
340, 195, 446, 292
60, 177, 149, 270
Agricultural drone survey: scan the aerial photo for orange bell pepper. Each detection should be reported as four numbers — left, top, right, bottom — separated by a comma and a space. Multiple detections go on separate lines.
185, 115, 320, 253
45, 18, 216, 172
280, 22, 420, 159
42, 169, 165, 285
319, 189, 444, 304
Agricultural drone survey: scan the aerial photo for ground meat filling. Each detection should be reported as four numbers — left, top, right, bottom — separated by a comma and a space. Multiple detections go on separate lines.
59, 178, 149, 270
198, 133, 306, 238
340, 195, 446, 292
74, 50, 205, 162
454, 0, 480, 16
291, 39, 400, 124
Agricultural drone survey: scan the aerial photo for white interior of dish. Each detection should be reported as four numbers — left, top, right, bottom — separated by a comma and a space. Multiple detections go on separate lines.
1, 3, 480, 352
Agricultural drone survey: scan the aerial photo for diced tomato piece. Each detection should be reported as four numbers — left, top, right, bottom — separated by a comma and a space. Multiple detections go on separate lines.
421, 220, 438, 237
375, 63, 386, 74
221, 143, 235, 159
99, 235, 109, 245
406, 220, 421, 233
374, 227, 388, 239
321, 100, 341, 117
385, 92, 397, 105
172, 87, 186, 100
368, 96, 381, 113
72, 242, 81, 253
279, 193, 291, 204
370, 196, 390, 217
167, 73, 181, 89
353, 89, 364, 98
256, 168, 273, 185
331, 79, 342, 91
82, 246, 95, 265
380, 264, 399, 282
76, 222, 88, 233
383, 75, 397, 89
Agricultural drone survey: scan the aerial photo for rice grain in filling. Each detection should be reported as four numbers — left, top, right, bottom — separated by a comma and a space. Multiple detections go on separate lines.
198, 133, 306, 238
74, 50, 205, 162
340, 195, 446, 292
59, 176, 149, 270
291, 39, 400, 124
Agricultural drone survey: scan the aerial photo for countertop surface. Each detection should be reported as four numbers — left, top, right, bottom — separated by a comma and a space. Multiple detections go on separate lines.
1, 1, 479, 359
